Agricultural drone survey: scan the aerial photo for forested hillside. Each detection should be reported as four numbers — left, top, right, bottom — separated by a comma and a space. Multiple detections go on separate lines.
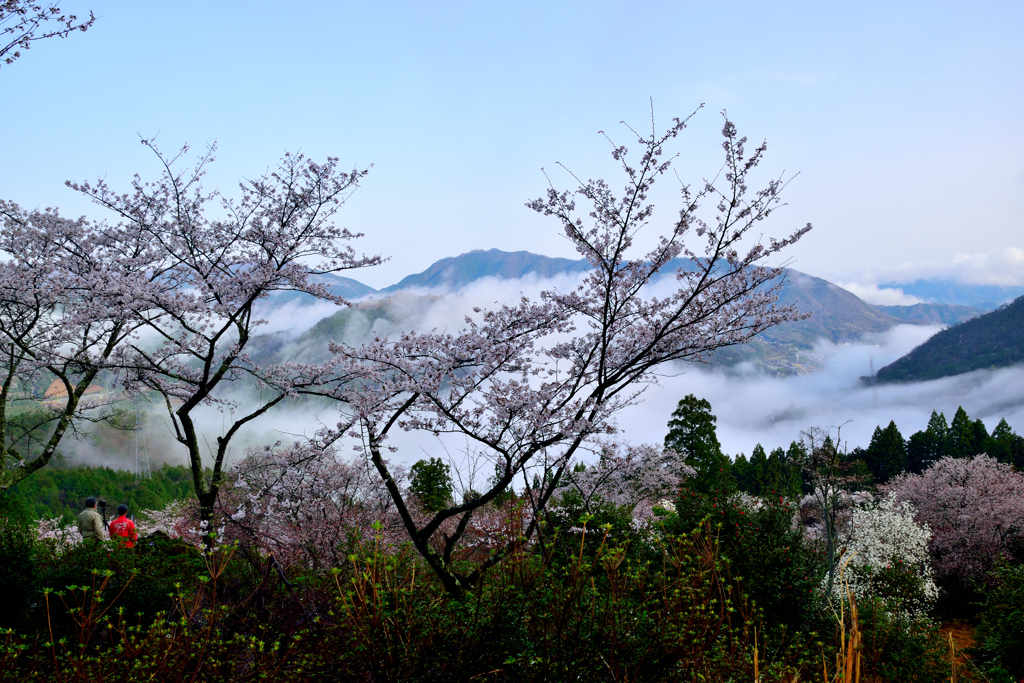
876, 295, 1024, 383
872, 303, 982, 326
3, 464, 193, 521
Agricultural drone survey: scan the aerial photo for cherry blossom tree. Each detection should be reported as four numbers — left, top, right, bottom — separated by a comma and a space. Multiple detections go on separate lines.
325, 110, 812, 597
66, 141, 381, 536
1, 1, 94, 69
0, 202, 154, 489
884, 454, 1024, 585
558, 442, 689, 526
228, 442, 409, 569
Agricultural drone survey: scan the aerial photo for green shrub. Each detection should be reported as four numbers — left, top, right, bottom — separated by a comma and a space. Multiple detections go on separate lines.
0, 518, 37, 630
854, 598, 949, 683
670, 488, 825, 635
971, 563, 1024, 682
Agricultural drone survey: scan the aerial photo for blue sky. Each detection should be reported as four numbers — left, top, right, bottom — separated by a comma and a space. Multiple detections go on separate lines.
2, 0, 1022, 289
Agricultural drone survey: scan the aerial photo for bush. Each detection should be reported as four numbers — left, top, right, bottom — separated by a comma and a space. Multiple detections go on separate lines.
670, 488, 826, 636
30, 533, 209, 638
854, 598, 950, 683
0, 517, 37, 629
971, 563, 1024, 682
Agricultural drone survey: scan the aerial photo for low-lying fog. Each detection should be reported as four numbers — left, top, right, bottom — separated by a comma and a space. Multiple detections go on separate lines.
62, 272, 1024, 475
619, 324, 1024, 456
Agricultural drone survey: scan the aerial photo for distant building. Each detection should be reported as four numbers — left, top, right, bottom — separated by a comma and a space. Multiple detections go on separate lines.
41, 379, 108, 408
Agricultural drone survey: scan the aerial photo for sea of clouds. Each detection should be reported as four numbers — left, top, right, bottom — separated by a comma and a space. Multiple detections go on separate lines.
64, 269, 1024, 480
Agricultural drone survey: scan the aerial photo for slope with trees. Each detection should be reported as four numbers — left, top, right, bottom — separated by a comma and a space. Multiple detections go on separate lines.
876, 294, 1024, 382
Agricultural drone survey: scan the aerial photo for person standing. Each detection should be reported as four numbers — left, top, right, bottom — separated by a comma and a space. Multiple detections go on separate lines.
108, 504, 137, 549
77, 497, 104, 542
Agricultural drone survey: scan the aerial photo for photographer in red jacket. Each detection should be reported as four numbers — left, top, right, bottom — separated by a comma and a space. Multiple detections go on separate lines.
108, 504, 138, 549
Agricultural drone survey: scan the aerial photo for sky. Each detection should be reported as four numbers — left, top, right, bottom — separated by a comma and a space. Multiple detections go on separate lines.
2, 1, 1023, 291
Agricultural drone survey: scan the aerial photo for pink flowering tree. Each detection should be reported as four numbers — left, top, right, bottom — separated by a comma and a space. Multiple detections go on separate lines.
65, 141, 382, 536
558, 442, 690, 526
0, 0, 94, 69
0, 202, 155, 489
884, 454, 1024, 586
325, 110, 812, 597
228, 442, 410, 569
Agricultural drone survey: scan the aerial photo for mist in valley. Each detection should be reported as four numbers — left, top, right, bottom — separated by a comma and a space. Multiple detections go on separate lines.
62, 270, 1024, 486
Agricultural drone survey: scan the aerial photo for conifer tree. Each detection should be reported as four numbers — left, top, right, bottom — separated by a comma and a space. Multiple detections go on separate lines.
749, 443, 769, 495
988, 418, 1024, 467
864, 420, 907, 483
948, 406, 977, 458
665, 394, 733, 494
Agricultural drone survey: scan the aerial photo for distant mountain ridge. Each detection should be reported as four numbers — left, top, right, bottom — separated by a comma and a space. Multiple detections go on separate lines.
384, 250, 903, 345
379, 249, 591, 293
879, 279, 1024, 310
876, 295, 1024, 383
261, 272, 378, 309
872, 303, 982, 326
254, 249, 922, 376
252, 249, 1011, 377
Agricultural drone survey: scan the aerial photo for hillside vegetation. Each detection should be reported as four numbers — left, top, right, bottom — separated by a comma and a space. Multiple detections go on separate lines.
877, 295, 1024, 383
3, 463, 193, 521
873, 303, 982, 326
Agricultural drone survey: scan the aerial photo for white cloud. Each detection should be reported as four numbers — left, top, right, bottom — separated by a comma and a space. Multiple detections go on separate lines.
836, 282, 923, 306
79, 272, 1024, 481
616, 324, 1024, 457
845, 246, 1024, 287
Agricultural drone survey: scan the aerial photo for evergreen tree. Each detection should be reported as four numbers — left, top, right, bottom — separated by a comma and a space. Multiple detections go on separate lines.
749, 444, 769, 495
732, 453, 752, 493
907, 410, 949, 472
988, 418, 1024, 467
665, 394, 732, 494
972, 418, 990, 456
948, 406, 977, 458
766, 447, 786, 495
927, 410, 949, 447
409, 458, 454, 512
785, 441, 809, 495
863, 420, 908, 483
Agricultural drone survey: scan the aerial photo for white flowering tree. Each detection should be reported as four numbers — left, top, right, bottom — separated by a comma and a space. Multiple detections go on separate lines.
0, 202, 157, 490
326, 111, 812, 597
830, 494, 937, 620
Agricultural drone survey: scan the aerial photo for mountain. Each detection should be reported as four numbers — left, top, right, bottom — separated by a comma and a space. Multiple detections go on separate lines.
879, 279, 1024, 310
254, 250, 921, 376
260, 273, 377, 309
379, 249, 590, 292
767, 271, 899, 345
713, 270, 905, 374
377, 249, 901, 344
871, 303, 982, 326
875, 295, 1024, 383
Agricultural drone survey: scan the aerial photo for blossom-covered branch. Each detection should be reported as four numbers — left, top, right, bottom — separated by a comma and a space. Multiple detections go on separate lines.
324, 110, 811, 597
65, 141, 382, 536
0, 0, 94, 69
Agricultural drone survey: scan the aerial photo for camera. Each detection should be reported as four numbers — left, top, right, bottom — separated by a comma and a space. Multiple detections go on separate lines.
98, 499, 109, 529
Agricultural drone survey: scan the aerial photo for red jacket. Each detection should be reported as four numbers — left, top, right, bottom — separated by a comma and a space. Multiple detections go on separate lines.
108, 515, 137, 548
